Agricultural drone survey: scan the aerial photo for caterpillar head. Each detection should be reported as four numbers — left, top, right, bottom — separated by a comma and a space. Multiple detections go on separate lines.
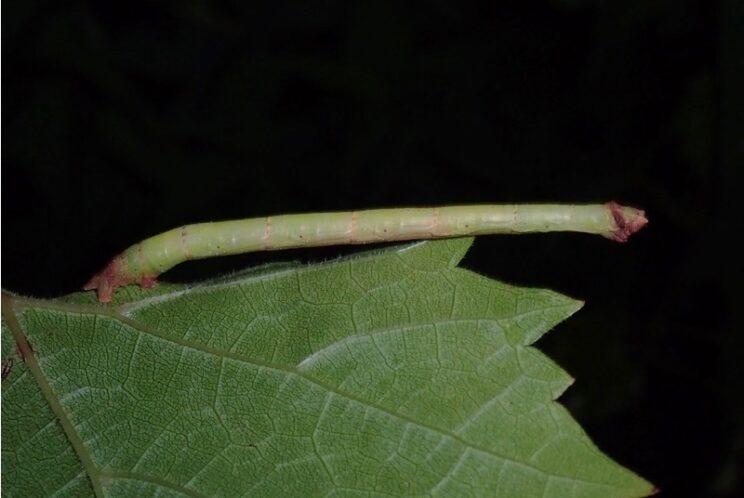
606, 202, 648, 242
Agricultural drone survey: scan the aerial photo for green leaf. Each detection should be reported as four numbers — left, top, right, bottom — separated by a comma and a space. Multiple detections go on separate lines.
2, 238, 654, 497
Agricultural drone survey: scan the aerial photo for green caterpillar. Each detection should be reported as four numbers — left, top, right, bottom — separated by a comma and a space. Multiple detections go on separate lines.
85, 202, 647, 302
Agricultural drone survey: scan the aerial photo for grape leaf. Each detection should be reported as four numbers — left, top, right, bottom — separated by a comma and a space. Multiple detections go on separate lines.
1, 238, 654, 497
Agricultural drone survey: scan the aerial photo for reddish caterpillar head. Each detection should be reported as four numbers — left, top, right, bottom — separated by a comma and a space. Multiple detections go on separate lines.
605, 202, 648, 242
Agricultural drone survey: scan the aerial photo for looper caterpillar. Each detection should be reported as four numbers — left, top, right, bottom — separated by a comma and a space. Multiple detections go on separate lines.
85, 202, 647, 302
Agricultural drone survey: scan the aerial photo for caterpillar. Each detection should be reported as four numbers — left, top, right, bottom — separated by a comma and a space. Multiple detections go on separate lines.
85, 202, 647, 302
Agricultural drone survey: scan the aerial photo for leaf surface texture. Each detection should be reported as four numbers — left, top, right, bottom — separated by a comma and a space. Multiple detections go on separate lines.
1, 238, 653, 497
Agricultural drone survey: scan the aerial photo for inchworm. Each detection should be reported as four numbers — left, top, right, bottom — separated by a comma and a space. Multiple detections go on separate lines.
85, 202, 647, 302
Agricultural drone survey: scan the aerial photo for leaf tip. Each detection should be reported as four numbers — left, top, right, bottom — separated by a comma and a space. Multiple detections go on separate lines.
564, 296, 585, 317
446, 236, 475, 267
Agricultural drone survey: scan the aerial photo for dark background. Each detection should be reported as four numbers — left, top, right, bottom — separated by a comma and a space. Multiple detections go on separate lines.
3, 1, 742, 496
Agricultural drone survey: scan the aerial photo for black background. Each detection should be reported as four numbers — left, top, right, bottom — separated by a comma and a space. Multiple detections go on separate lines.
3, 1, 742, 496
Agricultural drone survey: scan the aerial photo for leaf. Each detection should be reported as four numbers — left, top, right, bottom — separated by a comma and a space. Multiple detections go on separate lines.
1, 238, 654, 497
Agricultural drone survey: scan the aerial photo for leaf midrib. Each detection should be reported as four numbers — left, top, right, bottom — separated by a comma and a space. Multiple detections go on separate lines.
4, 295, 105, 498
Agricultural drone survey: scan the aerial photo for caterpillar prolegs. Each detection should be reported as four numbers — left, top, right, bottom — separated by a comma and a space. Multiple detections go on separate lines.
85, 202, 647, 302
